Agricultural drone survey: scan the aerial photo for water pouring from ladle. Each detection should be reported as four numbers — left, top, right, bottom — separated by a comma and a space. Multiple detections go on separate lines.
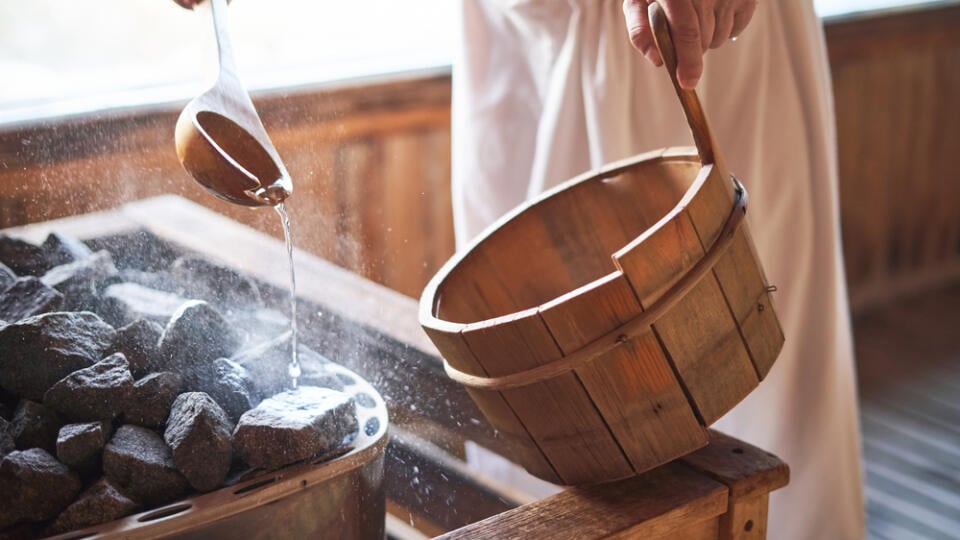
174, 0, 292, 207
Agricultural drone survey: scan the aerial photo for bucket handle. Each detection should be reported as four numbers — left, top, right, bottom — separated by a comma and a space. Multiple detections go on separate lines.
648, 1, 723, 170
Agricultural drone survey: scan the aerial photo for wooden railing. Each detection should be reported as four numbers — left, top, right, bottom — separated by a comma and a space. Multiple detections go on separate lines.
1, 2, 958, 310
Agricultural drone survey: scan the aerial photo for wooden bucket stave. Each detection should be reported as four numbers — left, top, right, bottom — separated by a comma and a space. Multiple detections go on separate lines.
420, 3, 783, 485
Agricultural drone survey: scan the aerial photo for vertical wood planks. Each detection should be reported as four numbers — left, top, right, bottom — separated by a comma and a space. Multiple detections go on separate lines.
615, 204, 758, 425
540, 273, 708, 473
422, 325, 562, 483
460, 311, 635, 484
684, 166, 783, 379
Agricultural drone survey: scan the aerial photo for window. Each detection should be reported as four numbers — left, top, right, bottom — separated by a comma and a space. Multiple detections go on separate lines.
0, 0, 945, 125
0, 0, 456, 124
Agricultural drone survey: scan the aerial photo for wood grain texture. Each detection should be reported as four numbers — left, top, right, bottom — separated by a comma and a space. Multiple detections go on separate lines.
460, 312, 635, 484
539, 272, 708, 473
435, 463, 728, 540
615, 207, 759, 425
684, 166, 783, 380
421, 324, 563, 483
718, 496, 768, 540
826, 3, 960, 312
679, 430, 790, 501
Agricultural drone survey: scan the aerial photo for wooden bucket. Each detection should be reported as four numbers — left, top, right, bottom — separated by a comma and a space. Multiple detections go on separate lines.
419, 3, 783, 485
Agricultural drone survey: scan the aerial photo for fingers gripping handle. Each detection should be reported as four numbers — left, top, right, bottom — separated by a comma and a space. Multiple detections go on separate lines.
647, 1, 722, 169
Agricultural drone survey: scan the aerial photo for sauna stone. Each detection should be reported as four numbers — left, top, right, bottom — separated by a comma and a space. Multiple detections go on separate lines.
44, 353, 134, 422
233, 387, 357, 470
198, 359, 258, 424
233, 339, 341, 398
0, 277, 64, 322
114, 268, 185, 295
41, 250, 118, 312
171, 255, 262, 307
158, 300, 242, 379
230, 336, 294, 397
0, 235, 53, 277
109, 319, 164, 379
100, 282, 190, 328
0, 263, 15, 290
84, 229, 181, 272
46, 478, 139, 536
56, 422, 110, 475
164, 393, 234, 492
0, 449, 81, 527
41, 232, 93, 267
0, 311, 117, 400
0, 418, 14, 458
11, 401, 60, 454
124, 372, 182, 429
103, 425, 189, 507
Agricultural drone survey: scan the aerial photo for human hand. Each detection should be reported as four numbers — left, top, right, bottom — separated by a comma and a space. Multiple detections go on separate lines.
622, 0, 757, 89
171, 0, 204, 9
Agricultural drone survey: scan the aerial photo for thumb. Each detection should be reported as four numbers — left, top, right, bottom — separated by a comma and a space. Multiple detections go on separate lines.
658, 0, 704, 89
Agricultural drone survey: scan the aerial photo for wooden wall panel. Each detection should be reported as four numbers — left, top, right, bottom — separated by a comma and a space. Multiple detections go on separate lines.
826, 3, 960, 311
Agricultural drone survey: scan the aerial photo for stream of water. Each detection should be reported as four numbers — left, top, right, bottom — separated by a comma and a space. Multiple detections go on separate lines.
275, 202, 300, 389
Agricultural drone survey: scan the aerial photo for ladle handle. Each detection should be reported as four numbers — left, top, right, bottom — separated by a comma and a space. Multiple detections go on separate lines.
648, 1, 721, 168
196, 0, 238, 81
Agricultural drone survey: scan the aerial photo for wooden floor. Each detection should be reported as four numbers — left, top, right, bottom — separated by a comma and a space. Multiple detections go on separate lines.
853, 281, 960, 540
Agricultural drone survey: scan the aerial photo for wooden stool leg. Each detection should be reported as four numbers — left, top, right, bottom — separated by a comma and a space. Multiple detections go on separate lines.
719, 494, 769, 540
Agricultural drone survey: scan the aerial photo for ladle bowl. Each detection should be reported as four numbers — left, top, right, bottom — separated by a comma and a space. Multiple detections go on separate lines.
174, 0, 292, 207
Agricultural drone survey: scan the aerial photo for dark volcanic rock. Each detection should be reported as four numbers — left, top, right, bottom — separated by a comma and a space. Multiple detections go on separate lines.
124, 372, 182, 429
0, 263, 15, 291
0, 311, 117, 400
164, 392, 234, 492
233, 387, 357, 470
171, 255, 262, 308
44, 353, 134, 422
0, 277, 64, 322
11, 400, 60, 454
0, 449, 81, 527
232, 337, 341, 397
84, 229, 181, 272
197, 359, 259, 424
47, 478, 139, 535
109, 319, 164, 379
0, 418, 14, 458
228, 307, 290, 345
100, 282, 190, 328
158, 300, 242, 380
103, 425, 188, 507
41, 232, 94, 267
41, 250, 118, 312
115, 268, 185, 295
56, 421, 110, 475
0, 235, 53, 277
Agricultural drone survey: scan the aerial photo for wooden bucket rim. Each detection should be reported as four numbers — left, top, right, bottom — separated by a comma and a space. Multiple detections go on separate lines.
419, 146, 702, 334
435, 175, 746, 391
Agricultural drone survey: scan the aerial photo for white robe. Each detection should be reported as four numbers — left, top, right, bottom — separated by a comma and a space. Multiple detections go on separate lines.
451, 1, 865, 538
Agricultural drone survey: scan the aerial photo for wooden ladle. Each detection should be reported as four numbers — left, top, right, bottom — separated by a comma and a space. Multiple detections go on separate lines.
174, 0, 292, 207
